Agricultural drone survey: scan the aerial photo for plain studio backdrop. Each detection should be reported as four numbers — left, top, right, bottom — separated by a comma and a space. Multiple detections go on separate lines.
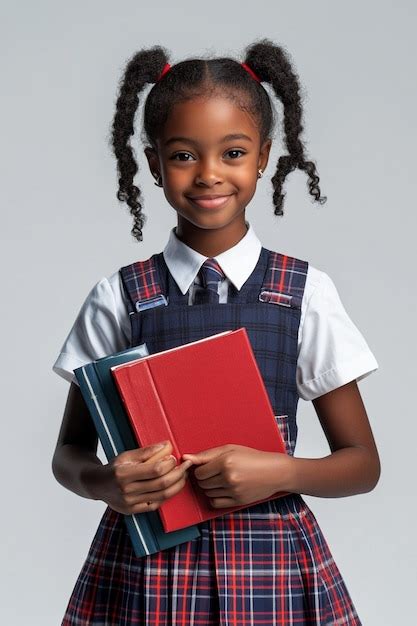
1, 1, 415, 624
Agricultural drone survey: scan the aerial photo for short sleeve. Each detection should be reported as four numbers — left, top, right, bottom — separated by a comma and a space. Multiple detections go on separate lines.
296, 271, 379, 401
52, 276, 130, 386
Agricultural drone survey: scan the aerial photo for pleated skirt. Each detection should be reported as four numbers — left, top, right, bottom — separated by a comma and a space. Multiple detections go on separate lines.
61, 493, 361, 625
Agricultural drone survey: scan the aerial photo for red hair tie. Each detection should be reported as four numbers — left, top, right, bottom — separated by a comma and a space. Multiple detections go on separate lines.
157, 63, 171, 81
240, 62, 261, 83
156, 61, 261, 83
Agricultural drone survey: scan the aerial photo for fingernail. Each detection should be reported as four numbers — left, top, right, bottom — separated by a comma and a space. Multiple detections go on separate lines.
153, 441, 168, 450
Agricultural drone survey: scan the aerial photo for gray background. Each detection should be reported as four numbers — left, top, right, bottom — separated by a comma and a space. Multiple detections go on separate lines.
2, 1, 416, 623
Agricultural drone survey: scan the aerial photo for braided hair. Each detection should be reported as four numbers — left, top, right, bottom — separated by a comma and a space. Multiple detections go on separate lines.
110, 38, 327, 242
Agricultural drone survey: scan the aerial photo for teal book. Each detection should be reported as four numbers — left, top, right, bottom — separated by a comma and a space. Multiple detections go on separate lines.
74, 343, 201, 557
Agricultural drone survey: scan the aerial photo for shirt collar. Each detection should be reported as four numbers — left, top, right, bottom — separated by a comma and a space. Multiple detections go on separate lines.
163, 221, 262, 294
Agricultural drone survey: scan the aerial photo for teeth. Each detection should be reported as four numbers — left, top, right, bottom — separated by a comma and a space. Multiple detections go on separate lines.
191, 195, 231, 208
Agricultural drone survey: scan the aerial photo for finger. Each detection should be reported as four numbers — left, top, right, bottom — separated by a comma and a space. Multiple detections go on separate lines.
195, 475, 225, 489
142, 442, 173, 464
124, 458, 192, 496
130, 469, 189, 512
207, 496, 236, 509
116, 441, 171, 466
182, 446, 227, 463
201, 487, 230, 497
148, 457, 192, 482
128, 498, 161, 514
183, 451, 230, 479
123, 455, 177, 491
155, 471, 189, 501
193, 464, 223, 481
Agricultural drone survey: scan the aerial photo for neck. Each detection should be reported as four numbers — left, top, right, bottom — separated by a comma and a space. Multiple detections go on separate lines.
175, 216, 248, 257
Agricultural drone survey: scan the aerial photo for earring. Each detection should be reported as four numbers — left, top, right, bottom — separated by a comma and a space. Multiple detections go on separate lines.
257, 169, 263, 179
153, 174, 163, 187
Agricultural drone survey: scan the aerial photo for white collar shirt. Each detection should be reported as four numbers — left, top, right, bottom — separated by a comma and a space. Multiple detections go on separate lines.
163, 220, 262, 305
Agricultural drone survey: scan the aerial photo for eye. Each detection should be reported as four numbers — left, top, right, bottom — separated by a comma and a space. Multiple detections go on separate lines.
170, 152, 195, 161
225, 149, 246, 159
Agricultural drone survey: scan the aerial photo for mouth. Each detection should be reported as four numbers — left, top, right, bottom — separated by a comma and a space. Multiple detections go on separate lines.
186, 194, 234, 210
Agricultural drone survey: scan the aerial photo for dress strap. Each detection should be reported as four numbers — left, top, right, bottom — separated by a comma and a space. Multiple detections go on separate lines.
119, 253, 167, 315
259, 250, 309, 310
120, 249, 309, 312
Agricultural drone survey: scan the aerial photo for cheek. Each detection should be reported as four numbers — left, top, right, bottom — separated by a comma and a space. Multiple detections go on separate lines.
164, 168, 191, 190
233, 156, 258, 180
233, 166, 257, 191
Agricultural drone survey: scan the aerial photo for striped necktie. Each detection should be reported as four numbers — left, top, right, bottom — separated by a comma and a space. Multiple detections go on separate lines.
194, 258, 226, 304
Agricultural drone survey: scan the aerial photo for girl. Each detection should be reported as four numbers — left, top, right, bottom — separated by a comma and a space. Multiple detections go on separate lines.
52, 39, 380, 625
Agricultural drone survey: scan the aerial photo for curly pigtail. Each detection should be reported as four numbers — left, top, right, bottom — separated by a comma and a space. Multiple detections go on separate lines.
110, 45, 170, 241
244, 39, 327, 216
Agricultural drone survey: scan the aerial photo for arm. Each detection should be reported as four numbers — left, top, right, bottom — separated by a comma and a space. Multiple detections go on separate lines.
284, 379, 381, 497
51, 382, 193, 509
51, 381, 103, 500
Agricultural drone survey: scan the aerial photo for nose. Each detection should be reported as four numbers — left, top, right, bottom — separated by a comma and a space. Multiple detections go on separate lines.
194, 158, 224, 187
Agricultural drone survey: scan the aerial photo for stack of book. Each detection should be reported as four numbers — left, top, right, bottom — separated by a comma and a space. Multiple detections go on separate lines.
75, 327, 289, 554
74, 344, 201, 558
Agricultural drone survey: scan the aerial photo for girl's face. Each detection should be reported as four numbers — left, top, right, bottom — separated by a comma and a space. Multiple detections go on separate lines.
145, 94, 271, 252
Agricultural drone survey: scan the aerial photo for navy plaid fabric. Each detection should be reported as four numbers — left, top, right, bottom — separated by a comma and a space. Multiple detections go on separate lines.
194, 258, 226, 304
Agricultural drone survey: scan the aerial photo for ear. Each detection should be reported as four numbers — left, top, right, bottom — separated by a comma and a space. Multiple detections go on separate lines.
258, 138, 272, 173
144, 146, 161, 180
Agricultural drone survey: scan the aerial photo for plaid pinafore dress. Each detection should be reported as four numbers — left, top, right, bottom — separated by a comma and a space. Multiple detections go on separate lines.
61, 246, 362, 626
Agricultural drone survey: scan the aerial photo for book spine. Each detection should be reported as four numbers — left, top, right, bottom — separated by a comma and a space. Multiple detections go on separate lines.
93, 345, 150, 449
112, 361, 177, 448
74, 364, 159, 557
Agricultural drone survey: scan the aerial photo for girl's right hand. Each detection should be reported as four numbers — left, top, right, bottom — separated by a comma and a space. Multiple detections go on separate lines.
85, 441, 193, 514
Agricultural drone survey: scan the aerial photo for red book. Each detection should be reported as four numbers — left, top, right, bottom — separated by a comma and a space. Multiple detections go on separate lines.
110, 327, 290, 533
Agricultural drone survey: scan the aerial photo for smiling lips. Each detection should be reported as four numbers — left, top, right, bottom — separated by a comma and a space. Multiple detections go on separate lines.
187, 194, 233, 209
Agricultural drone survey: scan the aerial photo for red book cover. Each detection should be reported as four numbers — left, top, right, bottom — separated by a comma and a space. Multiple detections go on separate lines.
110, 327, 290, 533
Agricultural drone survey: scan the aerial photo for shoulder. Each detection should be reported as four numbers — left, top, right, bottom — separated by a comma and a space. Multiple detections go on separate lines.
107, 268, 126, 301
105, 268, 132, 340
83, 273, 117, 305
75, 267, 132, 341
303, 262, 347, 318
74, 265, 135, 342
78, 271, 127, 322
300, 262, 350, 344
51, 269, 131, 386
303, 263, 327, 307
295, 263, 379, 400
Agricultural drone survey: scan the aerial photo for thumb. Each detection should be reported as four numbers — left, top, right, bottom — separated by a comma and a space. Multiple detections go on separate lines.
140, 441, 172, 463
182, 447, 222, 464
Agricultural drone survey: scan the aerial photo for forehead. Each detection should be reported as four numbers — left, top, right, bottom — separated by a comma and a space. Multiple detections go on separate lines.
159, 95, 260, 144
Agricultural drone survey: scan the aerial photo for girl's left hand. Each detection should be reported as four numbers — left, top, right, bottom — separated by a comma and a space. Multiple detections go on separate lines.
182, 444, 292, 508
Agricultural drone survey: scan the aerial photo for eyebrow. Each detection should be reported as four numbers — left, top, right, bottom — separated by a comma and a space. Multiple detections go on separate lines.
164, 133, 253, 147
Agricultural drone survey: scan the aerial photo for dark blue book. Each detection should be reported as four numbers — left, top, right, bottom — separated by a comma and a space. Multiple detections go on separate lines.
74, 343, 201, 557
